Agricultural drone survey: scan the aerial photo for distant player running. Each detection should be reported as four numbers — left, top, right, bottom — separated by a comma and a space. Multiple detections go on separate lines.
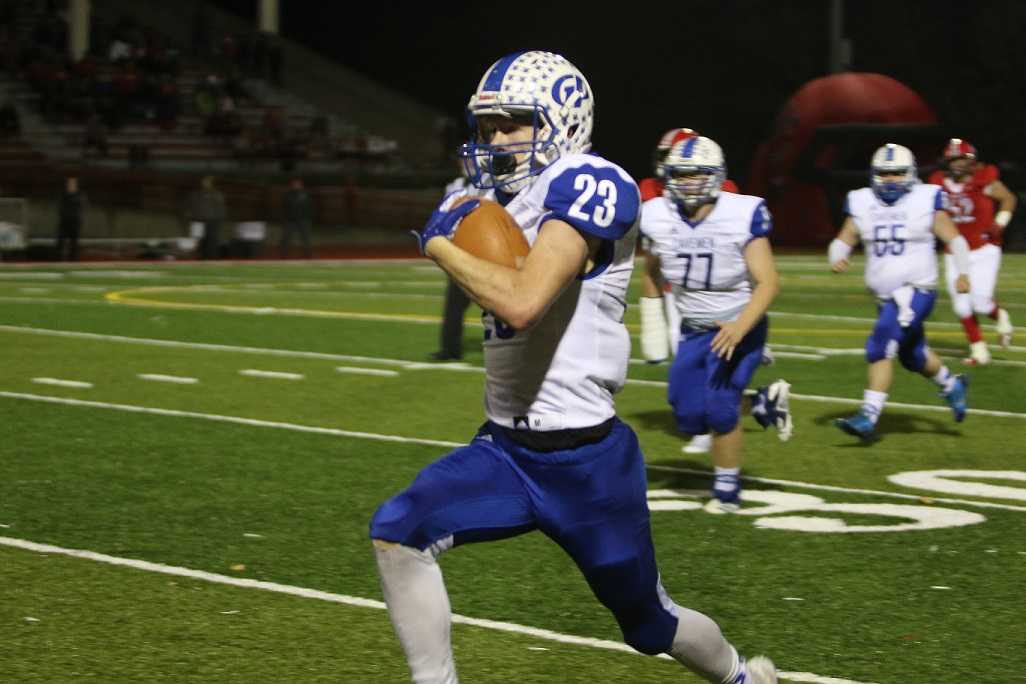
831, 144, 971, 442
641, 135, 784, 511
927, 138, 1016, 365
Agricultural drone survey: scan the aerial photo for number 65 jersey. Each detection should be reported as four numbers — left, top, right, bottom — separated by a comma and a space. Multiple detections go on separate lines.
483, 153, 641, 432
844, 184, 946, 298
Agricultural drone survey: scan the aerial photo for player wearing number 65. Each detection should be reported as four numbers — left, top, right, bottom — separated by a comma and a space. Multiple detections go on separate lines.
830, 143, 972, 443
640, 136, 782, 513
370, 51, 777, 684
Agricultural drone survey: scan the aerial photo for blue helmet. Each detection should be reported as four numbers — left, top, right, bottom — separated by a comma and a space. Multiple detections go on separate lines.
459, 51, 594, 193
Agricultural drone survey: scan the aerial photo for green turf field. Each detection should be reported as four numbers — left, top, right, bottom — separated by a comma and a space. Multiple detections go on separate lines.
1, 255, 1024, 683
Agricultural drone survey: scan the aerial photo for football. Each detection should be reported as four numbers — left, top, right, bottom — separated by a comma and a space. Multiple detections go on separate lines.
453, 199, 530, 268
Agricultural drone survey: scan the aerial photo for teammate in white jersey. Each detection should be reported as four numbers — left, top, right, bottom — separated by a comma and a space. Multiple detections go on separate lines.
641, 136, 782, 512
830, 143, 972, 442
369, 51, 777, 684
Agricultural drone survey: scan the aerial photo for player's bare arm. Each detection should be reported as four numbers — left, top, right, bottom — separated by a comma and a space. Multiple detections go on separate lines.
986, 179, 1017, 231
932, 209, 971, 294
712, 237, 779, 360
829, 217, 860, 272
427, 219, 598, 331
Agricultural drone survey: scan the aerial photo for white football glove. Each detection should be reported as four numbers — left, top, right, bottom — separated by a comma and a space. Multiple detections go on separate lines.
640, 296, 669, 363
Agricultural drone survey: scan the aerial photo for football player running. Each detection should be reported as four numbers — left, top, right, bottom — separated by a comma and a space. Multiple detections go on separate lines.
926, 138, 1016, 365
369, 51, 777, 684
638, 130, 789, 456
640, 136, 783, 512
831, 144, 972, 442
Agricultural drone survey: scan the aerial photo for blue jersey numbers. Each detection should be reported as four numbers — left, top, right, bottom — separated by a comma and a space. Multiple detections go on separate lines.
872, 223, 906, 257
679, 252, 714, 290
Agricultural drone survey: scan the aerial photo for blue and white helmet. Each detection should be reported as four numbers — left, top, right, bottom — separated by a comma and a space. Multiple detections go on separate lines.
663, 136, 726, 210
460, 51, 594, 193
871, 143, 918, 204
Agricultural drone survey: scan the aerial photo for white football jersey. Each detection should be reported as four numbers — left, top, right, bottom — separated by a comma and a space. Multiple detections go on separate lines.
641, 192, 772, 329
480, 153, 641, 431
845, 184, 945, 297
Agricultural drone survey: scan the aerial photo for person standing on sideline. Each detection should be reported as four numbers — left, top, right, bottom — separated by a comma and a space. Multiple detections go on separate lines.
280, 178, 314, 259
187, 176, 226, 260
56, 176, 86, 261
832, 143, 972, 442
370, 50, 777, 684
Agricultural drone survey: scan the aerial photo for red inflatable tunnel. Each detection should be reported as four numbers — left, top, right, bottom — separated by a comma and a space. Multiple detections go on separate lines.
748, 73, 942, 246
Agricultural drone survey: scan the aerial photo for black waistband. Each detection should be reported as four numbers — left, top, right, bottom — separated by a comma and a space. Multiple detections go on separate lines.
494, 417, 616, 452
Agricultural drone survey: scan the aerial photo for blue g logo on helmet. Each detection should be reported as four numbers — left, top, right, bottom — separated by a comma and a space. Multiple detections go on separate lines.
460, 51, 595, 194
551, 74, 590, 109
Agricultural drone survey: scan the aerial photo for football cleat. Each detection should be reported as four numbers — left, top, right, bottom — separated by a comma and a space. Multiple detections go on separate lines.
682, 433, 713, 454
707, 473, 741, 513
743, 655, 779, 683
834, 411, 876, 443
751, 380, 793, 441
941, 374, 969, 422
962, 341, 990, 366
996, 307, 1013, 348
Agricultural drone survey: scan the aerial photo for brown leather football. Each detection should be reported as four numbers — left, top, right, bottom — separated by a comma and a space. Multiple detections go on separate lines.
452, 199, 529, 268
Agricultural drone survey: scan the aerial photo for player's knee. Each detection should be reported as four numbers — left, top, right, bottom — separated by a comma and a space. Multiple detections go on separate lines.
674, 407, 708, 436
865, 333, 897, 363
952, 296, 973, 319
897, 346, 926, 372
368, 492, 414, 543
706, 403, 740, 435
972, 297, 995, 315
621, 612, 677, 655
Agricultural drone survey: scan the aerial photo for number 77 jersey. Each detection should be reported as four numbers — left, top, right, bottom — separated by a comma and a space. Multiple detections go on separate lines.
641, 192, 772, 330
844, 184, 946, 298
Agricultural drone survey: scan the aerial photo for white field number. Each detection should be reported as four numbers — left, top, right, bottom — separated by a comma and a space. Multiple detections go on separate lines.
647, 469, 1026, 533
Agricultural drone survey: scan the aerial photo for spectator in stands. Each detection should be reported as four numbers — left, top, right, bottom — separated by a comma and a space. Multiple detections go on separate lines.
280, 178, 313, 259
187, 176, 226, 260
56, 176, 86, 262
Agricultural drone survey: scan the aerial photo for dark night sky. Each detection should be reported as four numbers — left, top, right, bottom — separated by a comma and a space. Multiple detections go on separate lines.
211, 0, 1026, 186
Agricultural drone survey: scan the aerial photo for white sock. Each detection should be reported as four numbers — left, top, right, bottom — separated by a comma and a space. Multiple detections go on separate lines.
932, 366, 956, 393
667, 605, 743, 683
862, 390, 888, 425
713, 466, 740, 494
374, 543, 458, 684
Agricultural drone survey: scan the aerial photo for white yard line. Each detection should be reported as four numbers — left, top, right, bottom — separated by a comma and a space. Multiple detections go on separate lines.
0, 391, 461, 448
0, 535, 872, 684
1, 324, 1023, 419
239, 369, 305, 380
335, 366, 400, 377
31, 377, 93, 389
137, 374, 199, 384
1, 390, 1023, 514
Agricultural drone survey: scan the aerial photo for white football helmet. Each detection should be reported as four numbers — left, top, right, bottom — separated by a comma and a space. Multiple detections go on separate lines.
663, 136, 726, 211
460, 51, 594, 193
653, 127, 697, 178
871, 143, 918, 204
